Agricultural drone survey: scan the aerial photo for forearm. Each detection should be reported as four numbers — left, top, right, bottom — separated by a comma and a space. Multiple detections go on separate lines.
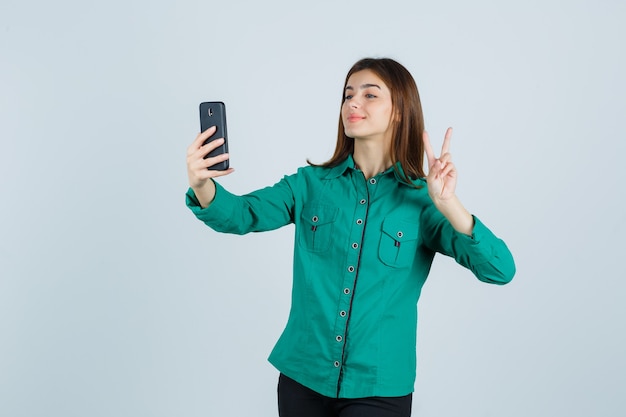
433, 195, 474, 236
187, 175, 296, 234
191, 180, 217, 209
422, 208, 516, 284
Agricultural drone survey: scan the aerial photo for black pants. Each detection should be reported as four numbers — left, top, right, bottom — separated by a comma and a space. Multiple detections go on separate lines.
278, 374, 412, 417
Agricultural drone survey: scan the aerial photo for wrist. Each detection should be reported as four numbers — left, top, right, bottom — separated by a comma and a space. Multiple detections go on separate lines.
434, 196, 474, 236
192, 179, 216, 209
432, 194, 460, 211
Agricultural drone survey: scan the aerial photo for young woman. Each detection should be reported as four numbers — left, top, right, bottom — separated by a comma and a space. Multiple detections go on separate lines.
186, 58, 515, 417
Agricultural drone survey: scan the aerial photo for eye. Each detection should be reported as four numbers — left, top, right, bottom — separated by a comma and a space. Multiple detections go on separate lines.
344, 94, 353, 100
365, 93, 377, 98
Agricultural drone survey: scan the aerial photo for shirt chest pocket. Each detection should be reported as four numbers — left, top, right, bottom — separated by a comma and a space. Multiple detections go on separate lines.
378, 218, 420, 268
299, 205, 339, 253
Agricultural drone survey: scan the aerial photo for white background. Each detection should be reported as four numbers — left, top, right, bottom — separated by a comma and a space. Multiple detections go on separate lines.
1, 0, 625, 416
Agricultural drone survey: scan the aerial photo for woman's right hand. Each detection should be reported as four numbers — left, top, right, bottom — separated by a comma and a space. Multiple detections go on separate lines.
186, 126, 234, 208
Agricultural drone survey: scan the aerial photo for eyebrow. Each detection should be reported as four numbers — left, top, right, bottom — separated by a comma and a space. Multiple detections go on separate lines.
345, 83, 382, 91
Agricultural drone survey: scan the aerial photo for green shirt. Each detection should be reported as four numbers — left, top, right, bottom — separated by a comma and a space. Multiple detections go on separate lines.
186, 155, 515, 399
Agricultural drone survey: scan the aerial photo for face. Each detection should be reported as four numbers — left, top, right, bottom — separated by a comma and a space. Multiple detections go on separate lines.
342, 69, 394, 144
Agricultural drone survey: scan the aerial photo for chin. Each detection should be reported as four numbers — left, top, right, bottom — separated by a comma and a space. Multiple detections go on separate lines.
348, 133, 368, 141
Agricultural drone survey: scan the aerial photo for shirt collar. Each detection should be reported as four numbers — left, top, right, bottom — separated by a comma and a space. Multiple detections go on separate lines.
392, 162, 426, 187
324, 154, 357, 179
324, 154, 423, 187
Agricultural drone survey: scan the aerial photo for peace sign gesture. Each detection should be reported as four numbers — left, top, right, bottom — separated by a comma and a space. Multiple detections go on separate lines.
423, 127, 457, 203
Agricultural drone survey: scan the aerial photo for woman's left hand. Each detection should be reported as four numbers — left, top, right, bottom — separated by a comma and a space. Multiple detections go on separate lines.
423, 127, 457, 204
423, 127, 474, 235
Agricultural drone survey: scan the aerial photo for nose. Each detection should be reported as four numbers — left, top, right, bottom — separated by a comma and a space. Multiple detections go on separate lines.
349, 96, 361, 108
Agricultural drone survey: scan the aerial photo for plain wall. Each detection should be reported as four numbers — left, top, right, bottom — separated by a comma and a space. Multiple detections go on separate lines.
1, 0, 625, 416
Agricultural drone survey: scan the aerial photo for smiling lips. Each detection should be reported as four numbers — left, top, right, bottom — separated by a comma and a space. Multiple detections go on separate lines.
347, 114, 365, 123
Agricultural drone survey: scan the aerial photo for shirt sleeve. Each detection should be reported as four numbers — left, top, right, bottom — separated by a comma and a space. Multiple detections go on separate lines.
420, 204, 516, 285
186, 175, 296, 235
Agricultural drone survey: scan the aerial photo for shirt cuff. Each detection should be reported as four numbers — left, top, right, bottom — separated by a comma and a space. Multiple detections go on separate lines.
185, 181, 235, 224
452, 216, 496, 264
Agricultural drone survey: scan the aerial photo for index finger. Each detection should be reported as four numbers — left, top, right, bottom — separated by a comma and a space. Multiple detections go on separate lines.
188, 126, 218, 155
422, 130, 436, 165
441, 127, 453, 155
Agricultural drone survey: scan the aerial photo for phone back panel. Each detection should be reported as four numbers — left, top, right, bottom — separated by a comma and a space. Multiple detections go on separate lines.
199, 101, 229, 170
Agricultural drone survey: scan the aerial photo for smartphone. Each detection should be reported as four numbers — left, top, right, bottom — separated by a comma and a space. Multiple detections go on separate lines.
199, 101, 229, 170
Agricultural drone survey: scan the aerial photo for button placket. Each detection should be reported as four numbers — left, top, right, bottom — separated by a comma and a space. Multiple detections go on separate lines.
332, 173, 369, 378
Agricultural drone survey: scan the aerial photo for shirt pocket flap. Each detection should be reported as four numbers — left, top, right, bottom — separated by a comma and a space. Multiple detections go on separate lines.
381, 218, 419, 243
301, 205, 339, 227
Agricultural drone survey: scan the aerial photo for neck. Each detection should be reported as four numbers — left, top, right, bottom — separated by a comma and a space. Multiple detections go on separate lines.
353, 138, 393, 179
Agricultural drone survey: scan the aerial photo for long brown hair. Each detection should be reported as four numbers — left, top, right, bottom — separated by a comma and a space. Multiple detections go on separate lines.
309, 58, 425, 182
